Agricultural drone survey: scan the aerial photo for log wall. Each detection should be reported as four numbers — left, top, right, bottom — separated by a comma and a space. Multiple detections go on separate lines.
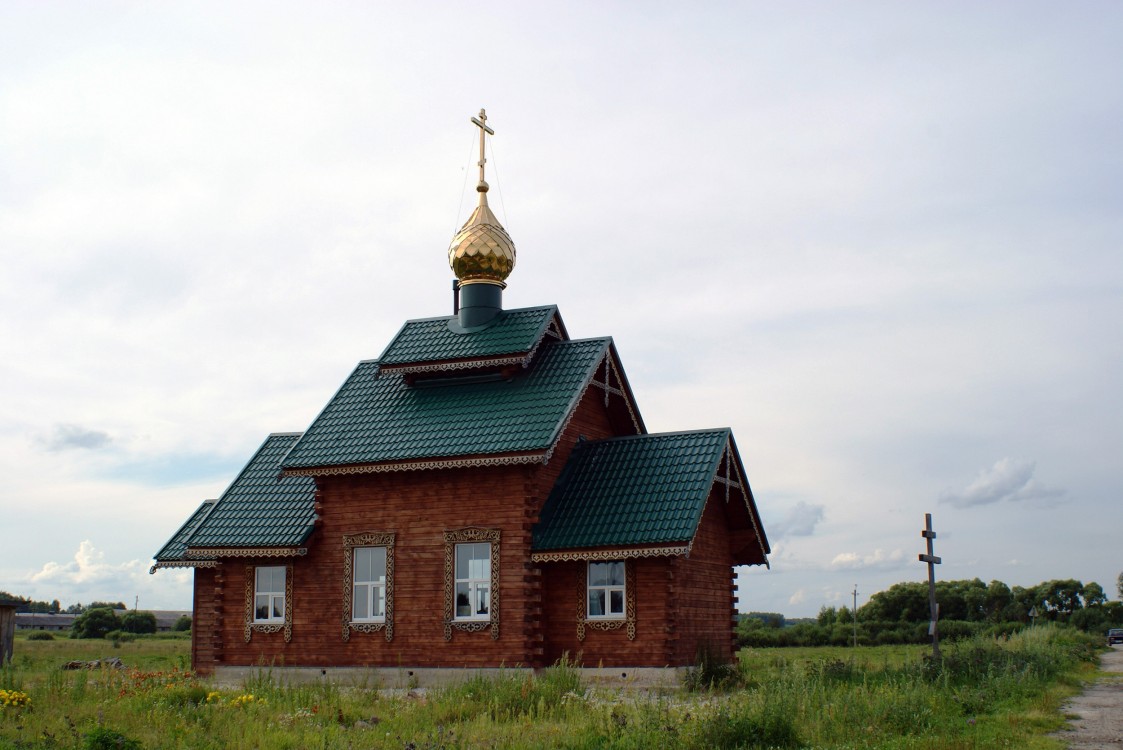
668, 488, 739, 663
192, 386, 622, 672
540, 558, 674, 667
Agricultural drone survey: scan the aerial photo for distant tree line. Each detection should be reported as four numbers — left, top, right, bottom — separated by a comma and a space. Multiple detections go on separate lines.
0, 592, 127, 615
738, 577, 1123, 648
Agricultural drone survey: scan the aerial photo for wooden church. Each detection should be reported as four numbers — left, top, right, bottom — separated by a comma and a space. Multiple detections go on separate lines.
152, 111, 770, 678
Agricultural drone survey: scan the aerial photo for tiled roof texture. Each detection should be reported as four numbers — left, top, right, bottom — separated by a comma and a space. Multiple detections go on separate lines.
185, 433, 317, 549
282, 337, 612, 470
153, 499, 216, 562
532, 429, 731, 551
378, 306, 561, 366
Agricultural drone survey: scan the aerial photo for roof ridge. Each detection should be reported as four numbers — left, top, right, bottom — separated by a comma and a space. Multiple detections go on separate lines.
579, 427, 730, 445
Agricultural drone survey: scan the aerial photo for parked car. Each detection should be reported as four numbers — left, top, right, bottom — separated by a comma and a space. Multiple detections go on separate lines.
1108, 629, 1123, 646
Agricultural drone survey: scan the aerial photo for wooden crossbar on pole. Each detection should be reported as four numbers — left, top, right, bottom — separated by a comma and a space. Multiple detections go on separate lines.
919, 513, 941, 660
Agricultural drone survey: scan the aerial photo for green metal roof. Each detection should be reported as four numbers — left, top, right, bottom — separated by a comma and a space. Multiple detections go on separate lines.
532, 429, 732, 551
282, 337, 613, 471
378, 305, 563, 368
152, 499, 216, 562
183, 433, 317, 549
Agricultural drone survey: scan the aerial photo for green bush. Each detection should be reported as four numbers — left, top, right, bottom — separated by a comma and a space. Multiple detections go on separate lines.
105, 630, 137, 644
688, 704, 801, 749
683, 641, 740, 691
82, 727, 142, 750
120, 611, 157, 635
71, 607, 121, 639
173, 614, 192, 632
25, 631, 54, 641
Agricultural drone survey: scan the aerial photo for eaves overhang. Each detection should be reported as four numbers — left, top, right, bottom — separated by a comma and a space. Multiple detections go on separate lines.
530, 542, 692, 563
183, 547, 309, 560
282, 450, 550, 477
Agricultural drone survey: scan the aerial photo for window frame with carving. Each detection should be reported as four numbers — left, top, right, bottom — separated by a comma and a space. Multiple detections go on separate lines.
342, 532, 395, 641
586, 560, 626, 620
443, 528, 500, 640
577, 559, 636, 642
244, 562, 293, 642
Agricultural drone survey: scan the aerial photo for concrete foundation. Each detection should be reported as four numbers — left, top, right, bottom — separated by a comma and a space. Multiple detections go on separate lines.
210, 665, 685, 691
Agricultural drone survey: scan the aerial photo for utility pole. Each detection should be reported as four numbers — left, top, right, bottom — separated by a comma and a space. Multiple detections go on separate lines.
852, 584, 859, 648
919, 513, 942, 661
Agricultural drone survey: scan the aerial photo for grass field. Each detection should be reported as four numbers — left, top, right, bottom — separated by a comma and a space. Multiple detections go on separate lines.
0, 626, 1101, 749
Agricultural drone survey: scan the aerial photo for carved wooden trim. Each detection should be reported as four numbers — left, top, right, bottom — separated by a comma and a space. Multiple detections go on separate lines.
341, 532, 395, 642
190, 547, 307, 560
284, 453, 545, 477
577, 560, 636, 642
380, 354, 530, 375
531, 544, 689, 563
588, 351, 643, 434
244, 562, 293, 643
148, 560, 219, 574
443, 528, 500, 641
723, 436, 770, 566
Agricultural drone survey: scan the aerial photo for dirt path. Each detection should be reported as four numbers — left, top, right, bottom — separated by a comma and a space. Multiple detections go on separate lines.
1051, 645, 1123, 748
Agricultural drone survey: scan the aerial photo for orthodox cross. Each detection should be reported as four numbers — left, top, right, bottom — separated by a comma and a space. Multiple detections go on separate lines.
918, 513, 942, 660
471, 108, 494, 189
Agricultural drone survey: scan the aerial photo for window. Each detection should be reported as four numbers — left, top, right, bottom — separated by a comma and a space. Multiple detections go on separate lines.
587, 561, 626, 619
351, 546, 387, 622
454, 542, 491, 620
244, 562, 292, 643
342, 532, 395, 641
577, 559, 635, 642
254, 566, 286, 623
443, 528, 499, 640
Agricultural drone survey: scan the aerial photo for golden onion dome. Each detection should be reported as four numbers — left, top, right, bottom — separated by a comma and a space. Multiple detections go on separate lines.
448, 185, 516, 285
449, 109, 516, 286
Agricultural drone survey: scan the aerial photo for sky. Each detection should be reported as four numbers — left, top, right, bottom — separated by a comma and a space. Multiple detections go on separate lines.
1, 1, 1120, 618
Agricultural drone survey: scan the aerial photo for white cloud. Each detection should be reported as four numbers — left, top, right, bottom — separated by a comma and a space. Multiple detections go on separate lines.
939, 458, 1065, 508
23, 541, 191, 610
769, 501, 825, 539
40, 424, 112, 452
830, 549, 905, 571
788, 589, 807, 605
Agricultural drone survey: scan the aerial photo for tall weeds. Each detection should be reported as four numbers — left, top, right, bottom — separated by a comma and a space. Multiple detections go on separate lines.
0, 626, 1102, 749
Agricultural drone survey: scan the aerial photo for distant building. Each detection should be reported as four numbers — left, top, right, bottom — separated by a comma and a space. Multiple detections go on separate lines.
14, 613, 75, 631
14, 610, 190, 632
152, 111, 770, 680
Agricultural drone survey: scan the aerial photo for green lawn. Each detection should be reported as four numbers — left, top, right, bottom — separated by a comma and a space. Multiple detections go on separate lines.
0, 627, 1101, 749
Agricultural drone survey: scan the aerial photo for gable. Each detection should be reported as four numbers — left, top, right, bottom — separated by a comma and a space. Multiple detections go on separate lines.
281, 336, 642, 474
531, 428, 769, 565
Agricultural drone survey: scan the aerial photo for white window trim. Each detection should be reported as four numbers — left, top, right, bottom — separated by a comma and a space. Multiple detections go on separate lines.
586, 561, 627, 620
342, 532, 395, 642
254, 565, 286, 623
244, 562, 293, 643
351, 546, 388, 623
577, 559, 636, 642
454, 542, 492, 622
442, 528, 500, 641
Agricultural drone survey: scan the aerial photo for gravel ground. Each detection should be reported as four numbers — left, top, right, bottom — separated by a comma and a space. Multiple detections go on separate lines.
1051, 644, 1123, 748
